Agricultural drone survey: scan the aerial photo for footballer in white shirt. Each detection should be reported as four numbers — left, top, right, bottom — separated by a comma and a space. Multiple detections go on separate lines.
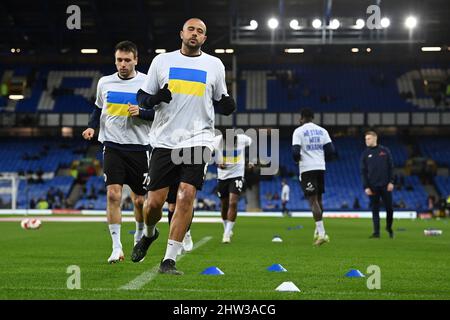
213, 130, 253, 243
292, 108, 336, 246
132, 18, 235, 275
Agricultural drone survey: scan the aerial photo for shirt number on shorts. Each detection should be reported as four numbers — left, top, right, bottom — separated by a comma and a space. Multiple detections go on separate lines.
235, 179, 243, 191
142, 173, 151, 187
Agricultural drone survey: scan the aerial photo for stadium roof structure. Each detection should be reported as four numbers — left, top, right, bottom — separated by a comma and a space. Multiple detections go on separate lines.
0, 0, 449, 58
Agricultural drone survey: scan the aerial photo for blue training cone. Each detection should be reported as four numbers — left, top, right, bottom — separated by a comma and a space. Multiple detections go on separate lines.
267, 264, 287, 272
201, 266, 224, 275
345, 269, 365, 277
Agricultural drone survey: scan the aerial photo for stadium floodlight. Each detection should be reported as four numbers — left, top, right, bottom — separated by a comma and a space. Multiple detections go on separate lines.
16, 48, 21, 53
380, 17, 390, 28
81, 49, 98, 54
215, 49, 225, 54
10, 48, 15, 53
248, 20, 258, 30
351, 48, 359, 53
284, 48, 304, 53
366, 47, 372, 53
9, 95, 24, 100
290, 19, 301, 30
405, 16, 418, 29
421, 47, 441, 52
355, 19, 365, 29
268, 18, 279, 29
155, 49, 166, 54
225, 49, 234, 54
330, 19, 340, 30
312, 18, 322, 29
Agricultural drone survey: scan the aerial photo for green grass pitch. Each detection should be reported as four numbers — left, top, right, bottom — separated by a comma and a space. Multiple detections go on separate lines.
0, 217, 449, 299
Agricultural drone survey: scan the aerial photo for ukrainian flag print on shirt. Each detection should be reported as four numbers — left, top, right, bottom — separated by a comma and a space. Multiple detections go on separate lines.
223, 149, 242, 164
106, 91, 137, 117
168, 67, 207, 97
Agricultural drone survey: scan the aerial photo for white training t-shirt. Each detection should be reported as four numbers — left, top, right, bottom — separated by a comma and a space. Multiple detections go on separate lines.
292, 122, 332, 176
95, 72, 150, 146
281, 184, 290, 201
213, 134, 252, 180
140, 50, 228, 150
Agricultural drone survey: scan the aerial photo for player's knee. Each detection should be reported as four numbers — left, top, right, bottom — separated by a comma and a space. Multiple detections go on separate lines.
133, 195, 145, 208
107, 188, 121, 203
147, 197, 164, 212
177, 185, 196, 203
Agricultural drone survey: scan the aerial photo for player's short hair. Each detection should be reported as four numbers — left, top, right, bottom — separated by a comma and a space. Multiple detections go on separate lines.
300, 108, 314, 120
365, 130, 378, 138
115, 41, 138, 58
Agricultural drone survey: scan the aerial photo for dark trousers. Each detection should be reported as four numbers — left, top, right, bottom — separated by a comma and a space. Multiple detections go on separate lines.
282, 201, 290, 216
369, 187, 394, 234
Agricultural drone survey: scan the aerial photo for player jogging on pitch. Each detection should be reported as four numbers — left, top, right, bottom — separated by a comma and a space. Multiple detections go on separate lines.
132, 18, 235, 274
82, 41, 154, 263
292, 108, 336, 246
213, 129, 252, 243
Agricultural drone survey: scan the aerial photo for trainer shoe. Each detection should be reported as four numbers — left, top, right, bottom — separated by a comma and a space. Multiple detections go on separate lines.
133, 241, 145, 262
313, 234, 330, 246
369, 233, 380, 239
222, 233, 231, 244
107, 248, 124, 264
131, 228, 159, 263
182, 232, 193, 252
158, 259, 184, 275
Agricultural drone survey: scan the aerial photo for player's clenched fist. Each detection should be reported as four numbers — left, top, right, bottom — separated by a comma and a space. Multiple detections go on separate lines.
82, 128, 95, 140
128, 103, 140, 117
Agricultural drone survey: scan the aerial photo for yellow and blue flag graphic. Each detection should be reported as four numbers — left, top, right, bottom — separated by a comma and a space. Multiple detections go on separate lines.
106, 91, 137, 116
168, 67, 207, 97
223, 149, 242, 164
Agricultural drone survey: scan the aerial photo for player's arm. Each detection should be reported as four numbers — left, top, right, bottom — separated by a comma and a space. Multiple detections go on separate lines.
386, 147, 395, 191
360, 152, 369, 189
324, 142, 337, 161
137, 86, 171, 110
292, 129, 301, 163
137, 55, 172, 109
83, 79, 103, 140
127, 103, 155, 120
292, 145, 301, 163
88, 107, 101, 129
212, 62, 236, 116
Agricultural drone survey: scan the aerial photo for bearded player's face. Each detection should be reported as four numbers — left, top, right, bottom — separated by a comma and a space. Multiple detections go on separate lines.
115, 50, 137, 78
181, 20, 207, 50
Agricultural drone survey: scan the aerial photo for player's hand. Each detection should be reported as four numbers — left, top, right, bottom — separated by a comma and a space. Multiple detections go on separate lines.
365, 188, 373, 196
387, 183, 394, 192
247, 162, 255, 169
156, 83, 172, 104
128, 103, 140, 117
82, 128, 95, 140
219, 164, 226, 169
213, 94, 236, 115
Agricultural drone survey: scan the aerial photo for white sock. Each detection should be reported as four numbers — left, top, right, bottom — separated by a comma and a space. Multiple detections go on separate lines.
144, 224, 156, 238
163, 239, 183, 262
108, 224, 122, 250
135, 222, 144, 242
222, 220, 228, 232
315, 220, 325, 238
225, 221, 235, 236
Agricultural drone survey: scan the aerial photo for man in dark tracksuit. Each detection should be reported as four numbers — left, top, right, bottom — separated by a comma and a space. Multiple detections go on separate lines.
360, 131, 395, 239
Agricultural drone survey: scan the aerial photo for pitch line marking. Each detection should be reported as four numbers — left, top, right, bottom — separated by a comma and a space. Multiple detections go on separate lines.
119, 236, 213, 290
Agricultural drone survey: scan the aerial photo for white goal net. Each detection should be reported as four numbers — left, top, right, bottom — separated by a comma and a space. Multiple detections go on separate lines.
0, 175, 18, 211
